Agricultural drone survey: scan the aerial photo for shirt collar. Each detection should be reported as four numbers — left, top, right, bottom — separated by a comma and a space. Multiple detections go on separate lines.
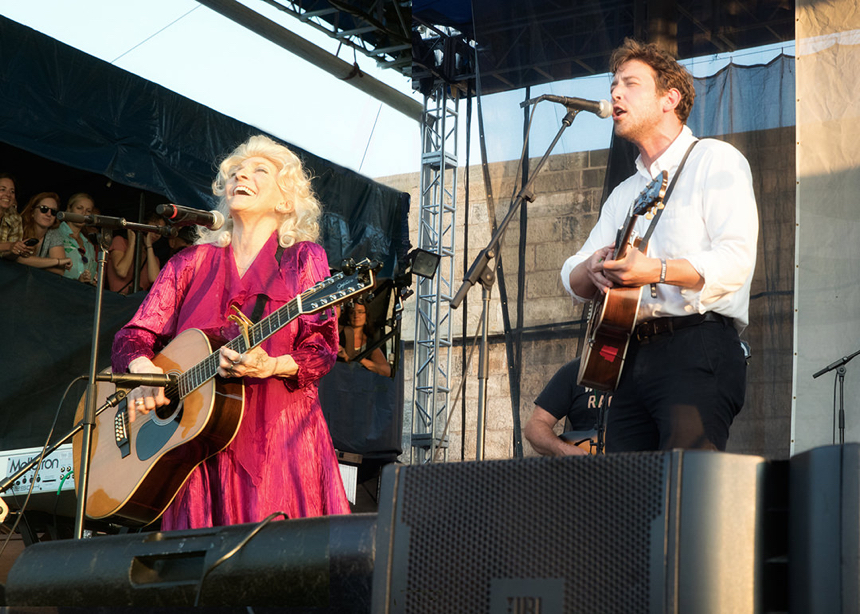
634, 125, 698, 180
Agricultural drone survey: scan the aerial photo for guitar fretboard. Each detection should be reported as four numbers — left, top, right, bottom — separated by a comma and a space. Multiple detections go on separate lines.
167, 264, 372, 399
176, 296, 304, 397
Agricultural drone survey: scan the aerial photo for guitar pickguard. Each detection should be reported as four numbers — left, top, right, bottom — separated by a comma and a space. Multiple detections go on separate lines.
136, 415, 181, 461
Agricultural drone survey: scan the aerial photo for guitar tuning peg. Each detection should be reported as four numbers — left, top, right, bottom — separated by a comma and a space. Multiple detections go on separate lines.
657, 203, 665, 209
645, 212, 654, 220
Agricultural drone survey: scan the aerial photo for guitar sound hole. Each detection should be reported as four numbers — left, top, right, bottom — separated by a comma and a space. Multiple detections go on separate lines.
153, 391, 183, 424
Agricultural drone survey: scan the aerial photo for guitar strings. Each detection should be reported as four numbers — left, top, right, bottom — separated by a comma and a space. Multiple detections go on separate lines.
172, 270, 359, 399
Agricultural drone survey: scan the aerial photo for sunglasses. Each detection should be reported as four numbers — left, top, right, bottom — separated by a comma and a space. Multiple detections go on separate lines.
77, 247, 89, 264
38, 205, 58, 217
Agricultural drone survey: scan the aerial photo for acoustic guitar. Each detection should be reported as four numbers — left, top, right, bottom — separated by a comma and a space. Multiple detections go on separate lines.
560, 430, 601, 455
577, 172, 668, 391
72, 260, 376, 525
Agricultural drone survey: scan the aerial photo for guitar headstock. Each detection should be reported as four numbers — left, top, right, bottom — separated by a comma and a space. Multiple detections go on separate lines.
300, 258, 378, 314
631, 170, 669, 220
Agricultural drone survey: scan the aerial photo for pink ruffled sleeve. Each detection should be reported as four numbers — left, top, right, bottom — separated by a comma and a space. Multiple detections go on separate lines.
284, 243, 338, 391
111, 255, 186, 373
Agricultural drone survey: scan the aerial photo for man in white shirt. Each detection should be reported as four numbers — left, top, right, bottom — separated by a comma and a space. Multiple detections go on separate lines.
561, 39, 758, 452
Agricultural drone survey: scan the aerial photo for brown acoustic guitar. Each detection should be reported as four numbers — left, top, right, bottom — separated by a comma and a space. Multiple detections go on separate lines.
577, 172, 669, 391
72, 260, 375, 526
560, 430, 601, 455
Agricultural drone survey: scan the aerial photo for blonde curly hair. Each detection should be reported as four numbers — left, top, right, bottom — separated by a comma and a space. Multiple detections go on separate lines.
197, 135, 322, 248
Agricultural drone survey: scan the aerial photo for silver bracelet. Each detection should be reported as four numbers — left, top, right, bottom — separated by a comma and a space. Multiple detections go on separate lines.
659, 259, 667, 284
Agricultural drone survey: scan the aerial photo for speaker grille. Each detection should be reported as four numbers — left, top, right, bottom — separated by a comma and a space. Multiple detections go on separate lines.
396, 454, 668, 613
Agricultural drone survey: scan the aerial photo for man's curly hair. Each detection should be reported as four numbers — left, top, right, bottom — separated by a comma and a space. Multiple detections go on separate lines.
609, 38, 695, 124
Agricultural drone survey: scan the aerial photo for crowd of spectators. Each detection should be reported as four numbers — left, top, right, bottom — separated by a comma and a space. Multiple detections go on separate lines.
0, 171, 196, 295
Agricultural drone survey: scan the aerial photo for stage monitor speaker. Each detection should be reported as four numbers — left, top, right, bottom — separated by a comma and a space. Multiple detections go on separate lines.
372, 451, 773, 614
789, 443, 860, 614
5, 513, 376, 608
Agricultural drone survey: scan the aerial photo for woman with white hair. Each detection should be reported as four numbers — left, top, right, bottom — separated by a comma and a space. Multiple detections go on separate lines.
112, 135, 349, 529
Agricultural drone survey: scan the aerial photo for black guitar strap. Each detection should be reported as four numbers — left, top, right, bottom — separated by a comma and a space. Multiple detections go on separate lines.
250, 245, 285, 322
641, 139, 700, 298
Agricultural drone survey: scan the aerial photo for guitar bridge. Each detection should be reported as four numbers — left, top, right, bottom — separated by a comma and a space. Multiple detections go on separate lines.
114, 404, 131, 459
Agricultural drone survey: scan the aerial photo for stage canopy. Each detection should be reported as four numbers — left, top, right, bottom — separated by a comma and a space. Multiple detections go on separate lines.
413, 0, 795, 95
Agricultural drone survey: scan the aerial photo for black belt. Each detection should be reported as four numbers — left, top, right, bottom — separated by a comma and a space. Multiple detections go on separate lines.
634, 312, 732, 342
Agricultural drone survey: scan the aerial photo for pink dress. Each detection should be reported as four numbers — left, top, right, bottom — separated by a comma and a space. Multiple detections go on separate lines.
112, 234, 350, 529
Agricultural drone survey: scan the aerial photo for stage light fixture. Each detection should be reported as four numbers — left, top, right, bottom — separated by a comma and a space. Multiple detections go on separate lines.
409, 248, 440, 280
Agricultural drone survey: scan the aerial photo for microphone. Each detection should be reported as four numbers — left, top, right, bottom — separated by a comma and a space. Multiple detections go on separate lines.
57, 212, 178, 237
57, 212, 127, 229
520, 95, 612, 118
93, 372, 177, 387
156, 204, 225, 230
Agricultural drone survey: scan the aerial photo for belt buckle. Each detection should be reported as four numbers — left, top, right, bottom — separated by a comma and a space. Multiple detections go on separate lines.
636, 320, 655, 342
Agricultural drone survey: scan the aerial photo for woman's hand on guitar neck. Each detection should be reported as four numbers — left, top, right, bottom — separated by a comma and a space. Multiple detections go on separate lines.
127, 356, 169, 423
218, 346, 299, 380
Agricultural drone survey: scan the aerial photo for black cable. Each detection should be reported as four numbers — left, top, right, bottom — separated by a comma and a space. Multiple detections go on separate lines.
193, 511, 289, 606
0, 376, 86, 558
462, 81, 472, 461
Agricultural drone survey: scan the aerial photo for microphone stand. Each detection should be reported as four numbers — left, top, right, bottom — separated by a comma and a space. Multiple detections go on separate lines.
0, 392, 127, 502
812, 348, 860, 445
55, 213, 174, 539
451, 107, 583, 460
0, 375, 174, 502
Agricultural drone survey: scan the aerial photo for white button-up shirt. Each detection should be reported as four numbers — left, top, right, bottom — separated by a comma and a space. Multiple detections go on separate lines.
561, 126, 758, 329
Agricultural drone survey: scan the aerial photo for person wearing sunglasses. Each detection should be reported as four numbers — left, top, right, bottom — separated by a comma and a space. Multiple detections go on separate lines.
51, 192, 98, 284
11, 191, 72, 272
0, 172, 29, 259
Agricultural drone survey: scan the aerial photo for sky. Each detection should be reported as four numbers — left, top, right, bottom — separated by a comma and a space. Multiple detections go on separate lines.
0, 0, 422, 179
0, 2, 795, 181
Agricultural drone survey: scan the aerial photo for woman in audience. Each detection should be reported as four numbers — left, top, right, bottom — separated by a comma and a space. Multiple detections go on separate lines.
167, 225, 197, 258
105, 212, 165, 294
338, 300, 391, 376
0, 173, 29, 259
47, 193, 98, 284
14, 192, 72, 272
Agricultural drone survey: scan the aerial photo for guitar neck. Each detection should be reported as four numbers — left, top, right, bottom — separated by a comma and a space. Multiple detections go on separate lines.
172, 263, 374, 398
175, 294, 306, 398
613, 218, 638, 260
611, 171, 669, 261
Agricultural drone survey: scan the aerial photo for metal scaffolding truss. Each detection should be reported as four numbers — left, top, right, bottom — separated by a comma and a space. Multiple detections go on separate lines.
260, 0, 412, 76
410, 88, 458, 464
